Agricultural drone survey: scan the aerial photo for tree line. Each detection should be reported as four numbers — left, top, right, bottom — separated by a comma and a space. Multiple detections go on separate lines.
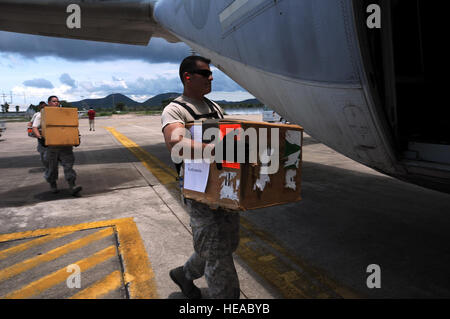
1, 103, 22, 112
21, 98, 263, 114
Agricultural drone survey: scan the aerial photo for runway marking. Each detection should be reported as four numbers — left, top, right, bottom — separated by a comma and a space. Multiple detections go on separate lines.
105, 127, 177, 186
0, 218, 158, 299
0, 231, 75, 260
113, 218, 158, 299
70, 270, 123, 299
238, 217, 361, 298
258, 255, 276, 262
0, 228, 113, 283
104, 131, 361, 299
3, 246, 116, 299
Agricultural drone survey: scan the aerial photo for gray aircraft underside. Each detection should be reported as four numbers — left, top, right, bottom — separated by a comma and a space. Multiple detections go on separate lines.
1, 0, 447, 193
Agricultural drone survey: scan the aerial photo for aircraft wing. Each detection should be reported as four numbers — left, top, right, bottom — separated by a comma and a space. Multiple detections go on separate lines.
0, 0, 179, 45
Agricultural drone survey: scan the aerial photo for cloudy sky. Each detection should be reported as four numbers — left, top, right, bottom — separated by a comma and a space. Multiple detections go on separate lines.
0, 31, 254, 110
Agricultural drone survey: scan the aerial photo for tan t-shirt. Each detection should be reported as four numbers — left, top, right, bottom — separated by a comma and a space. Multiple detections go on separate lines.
32, 112, 42, 128
161, 95, 224, 131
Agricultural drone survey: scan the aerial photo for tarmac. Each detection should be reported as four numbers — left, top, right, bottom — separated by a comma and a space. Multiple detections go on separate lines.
1, 113, 450, 299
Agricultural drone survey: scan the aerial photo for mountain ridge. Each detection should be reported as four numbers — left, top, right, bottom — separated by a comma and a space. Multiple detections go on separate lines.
70, 93, 261, 109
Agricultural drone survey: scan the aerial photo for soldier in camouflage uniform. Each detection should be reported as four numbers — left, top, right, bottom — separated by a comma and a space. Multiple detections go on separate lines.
162, 56, 240, 299
44, 146, 78, 191
33, 96, 82, 196
183, 198, 240, 299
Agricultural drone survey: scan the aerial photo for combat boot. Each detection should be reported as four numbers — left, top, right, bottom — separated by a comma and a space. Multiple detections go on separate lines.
170, 266, 201, 299
50, 182, 58, 194
68, 180, 82, 196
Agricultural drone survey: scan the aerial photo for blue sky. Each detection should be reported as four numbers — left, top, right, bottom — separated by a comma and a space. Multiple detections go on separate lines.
0, 31, 254, 111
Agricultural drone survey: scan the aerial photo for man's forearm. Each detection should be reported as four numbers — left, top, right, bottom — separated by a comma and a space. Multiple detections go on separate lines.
32, 127, 41, 138
186, 138, 214, 159
172, 137, 214, 160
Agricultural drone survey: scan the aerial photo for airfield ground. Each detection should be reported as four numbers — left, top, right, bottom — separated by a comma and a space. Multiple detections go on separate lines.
1, 114, 450, 299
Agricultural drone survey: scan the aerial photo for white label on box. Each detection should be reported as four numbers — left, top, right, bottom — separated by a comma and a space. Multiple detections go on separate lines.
285, 130, 302, 146
219, 172, 239, 201
284, 130, 302, 169
184, 123, 210, 193
285, 169, 297, 190
183, 163, 210, 193
253, 169, 270, 192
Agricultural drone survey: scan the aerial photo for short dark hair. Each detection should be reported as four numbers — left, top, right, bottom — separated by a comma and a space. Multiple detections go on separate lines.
38, 101, 46, 106
48, 95, 58, 103
179, 55, 211, 84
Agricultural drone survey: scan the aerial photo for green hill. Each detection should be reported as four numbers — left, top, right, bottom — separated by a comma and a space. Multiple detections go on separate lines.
70, 93, 261, 110
141, 92, 181, 107
71, 94, 141, 109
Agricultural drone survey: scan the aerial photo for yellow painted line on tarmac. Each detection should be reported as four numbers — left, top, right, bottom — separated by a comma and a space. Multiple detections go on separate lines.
239, 217, 361, 299
258, 255, 276, 262
3, 246, 116, 299
0, 228, 113, 283
0, 219, 119, 243
235, 235, 308, 298
70, 270, 123, 299
0, 232, 75, 260
114, 219, 158, 299
105, 127, 177, 185
0, 218, 158, 299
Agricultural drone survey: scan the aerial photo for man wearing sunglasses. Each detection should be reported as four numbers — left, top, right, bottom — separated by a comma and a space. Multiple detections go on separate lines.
162, 56, 240, 299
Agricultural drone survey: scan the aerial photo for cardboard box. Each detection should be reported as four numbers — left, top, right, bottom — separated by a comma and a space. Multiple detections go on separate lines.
41, 107, 79, 146
182, 119, 303, 211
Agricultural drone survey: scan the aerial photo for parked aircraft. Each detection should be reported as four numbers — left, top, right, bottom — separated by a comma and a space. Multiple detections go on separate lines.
1, 0, 447, 192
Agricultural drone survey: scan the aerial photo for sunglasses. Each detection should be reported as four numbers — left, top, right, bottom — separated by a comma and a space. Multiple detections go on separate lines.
189, 69, 212, 77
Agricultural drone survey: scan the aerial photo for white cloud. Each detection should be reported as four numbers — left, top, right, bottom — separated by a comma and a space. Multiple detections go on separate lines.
206, 91, 256, 102
1, 48, 254, 106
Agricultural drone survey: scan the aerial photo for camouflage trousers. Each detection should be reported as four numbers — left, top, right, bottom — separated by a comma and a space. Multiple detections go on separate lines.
37, 142, 48, 168
183, 199, 240, 299
44, 146, 77, 184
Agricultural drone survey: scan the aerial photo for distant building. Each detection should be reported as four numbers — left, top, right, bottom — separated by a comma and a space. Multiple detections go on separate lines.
25, 106, 36, 119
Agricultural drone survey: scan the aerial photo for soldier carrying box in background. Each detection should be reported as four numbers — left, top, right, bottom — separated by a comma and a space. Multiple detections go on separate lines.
32, 95, 82, 196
